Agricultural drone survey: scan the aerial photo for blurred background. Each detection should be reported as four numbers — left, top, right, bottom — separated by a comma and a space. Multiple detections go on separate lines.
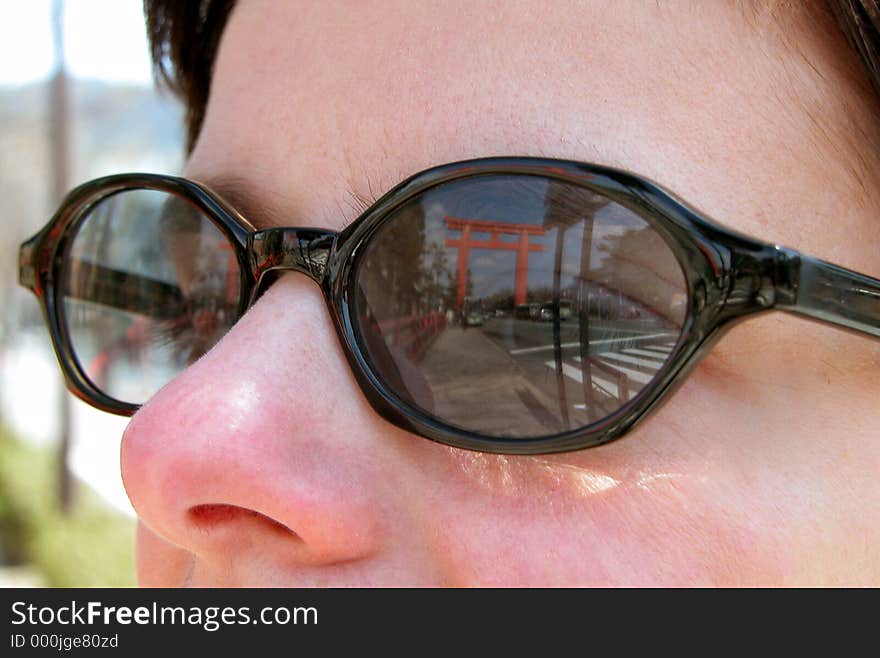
0, 0, 183, 586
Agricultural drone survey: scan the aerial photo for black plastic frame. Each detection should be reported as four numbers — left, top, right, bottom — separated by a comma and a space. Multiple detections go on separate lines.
19, 157, 880, 454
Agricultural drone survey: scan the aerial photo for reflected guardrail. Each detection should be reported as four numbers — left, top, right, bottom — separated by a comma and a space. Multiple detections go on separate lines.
377, 311, 447, 362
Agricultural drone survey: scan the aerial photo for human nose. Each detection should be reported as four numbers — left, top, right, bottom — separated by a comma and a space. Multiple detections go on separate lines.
120, 273, 402, 583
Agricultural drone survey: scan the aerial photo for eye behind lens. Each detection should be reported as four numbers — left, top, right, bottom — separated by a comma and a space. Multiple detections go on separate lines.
353, 174, 687, 440
61, 188, 242, 405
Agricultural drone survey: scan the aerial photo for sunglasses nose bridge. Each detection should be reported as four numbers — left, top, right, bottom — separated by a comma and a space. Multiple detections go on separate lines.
249, 227, 337, 290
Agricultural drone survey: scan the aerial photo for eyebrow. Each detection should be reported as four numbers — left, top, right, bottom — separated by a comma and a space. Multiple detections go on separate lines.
195, 174, 291, 228
194, 173, 381, 230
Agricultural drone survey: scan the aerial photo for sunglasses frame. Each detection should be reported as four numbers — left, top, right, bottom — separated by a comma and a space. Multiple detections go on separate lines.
19, 157, 880, 454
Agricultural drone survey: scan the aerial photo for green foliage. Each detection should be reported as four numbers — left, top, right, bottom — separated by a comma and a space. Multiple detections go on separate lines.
0, 429, 135, 587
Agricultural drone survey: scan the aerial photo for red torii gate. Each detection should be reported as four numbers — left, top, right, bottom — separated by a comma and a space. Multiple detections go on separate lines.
444, 216, 546, 310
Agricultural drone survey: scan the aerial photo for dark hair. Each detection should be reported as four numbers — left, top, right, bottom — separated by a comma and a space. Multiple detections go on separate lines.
144, 0, 235, 152
144, 0, 880, 153
830, 0, 880, 93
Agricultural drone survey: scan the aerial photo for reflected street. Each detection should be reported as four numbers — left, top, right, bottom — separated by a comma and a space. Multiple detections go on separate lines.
419, 315, 678, 437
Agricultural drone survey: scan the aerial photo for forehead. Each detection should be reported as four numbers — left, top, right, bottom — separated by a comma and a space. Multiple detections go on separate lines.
188, 0, 878, 260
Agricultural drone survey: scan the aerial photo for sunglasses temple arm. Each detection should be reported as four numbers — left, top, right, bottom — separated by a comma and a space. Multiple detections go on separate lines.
776, 250, 880, 339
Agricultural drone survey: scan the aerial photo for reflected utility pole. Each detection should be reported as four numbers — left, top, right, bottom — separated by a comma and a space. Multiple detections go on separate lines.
50, 0, 73, 513
545, 183, 607, 425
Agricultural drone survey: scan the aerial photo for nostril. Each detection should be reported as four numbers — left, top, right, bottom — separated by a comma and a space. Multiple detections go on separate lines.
188, 503, 300, 539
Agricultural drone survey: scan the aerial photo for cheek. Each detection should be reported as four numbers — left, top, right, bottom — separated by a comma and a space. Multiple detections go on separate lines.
412, 367, 802, 586
425, 454, 787, 586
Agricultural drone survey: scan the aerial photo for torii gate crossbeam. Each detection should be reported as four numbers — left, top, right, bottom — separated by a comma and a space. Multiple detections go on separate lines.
444, 216, 546, 310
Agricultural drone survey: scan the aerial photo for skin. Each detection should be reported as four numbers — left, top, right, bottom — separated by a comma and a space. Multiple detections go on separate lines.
121, 0, 880, 586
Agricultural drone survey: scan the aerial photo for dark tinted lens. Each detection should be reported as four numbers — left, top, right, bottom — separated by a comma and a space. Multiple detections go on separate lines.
354, 175, 687, 439
62, 189, 241, 405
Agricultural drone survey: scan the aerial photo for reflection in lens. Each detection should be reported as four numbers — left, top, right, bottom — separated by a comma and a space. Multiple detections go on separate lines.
62, 189, 241, 405
354, 175, 687, 439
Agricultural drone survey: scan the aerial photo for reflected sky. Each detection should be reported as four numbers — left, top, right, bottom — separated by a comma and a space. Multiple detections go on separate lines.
420, 177, 643, 299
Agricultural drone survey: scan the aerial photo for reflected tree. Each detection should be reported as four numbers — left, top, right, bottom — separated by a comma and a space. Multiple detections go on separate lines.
424, 242, 453, 313
357, 200, 427, 320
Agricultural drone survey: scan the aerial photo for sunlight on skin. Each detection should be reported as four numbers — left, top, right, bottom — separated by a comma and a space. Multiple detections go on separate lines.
447, 452, 621, 497
635, 471, 703, 492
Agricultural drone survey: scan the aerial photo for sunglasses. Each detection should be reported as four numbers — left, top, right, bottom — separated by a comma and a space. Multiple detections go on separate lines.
19, 157, 880, 453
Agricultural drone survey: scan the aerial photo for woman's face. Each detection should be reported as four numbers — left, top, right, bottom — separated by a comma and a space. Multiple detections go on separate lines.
121, 0, 880, 585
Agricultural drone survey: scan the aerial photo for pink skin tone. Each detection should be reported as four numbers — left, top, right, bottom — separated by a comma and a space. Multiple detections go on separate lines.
121, 1, 880, 586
